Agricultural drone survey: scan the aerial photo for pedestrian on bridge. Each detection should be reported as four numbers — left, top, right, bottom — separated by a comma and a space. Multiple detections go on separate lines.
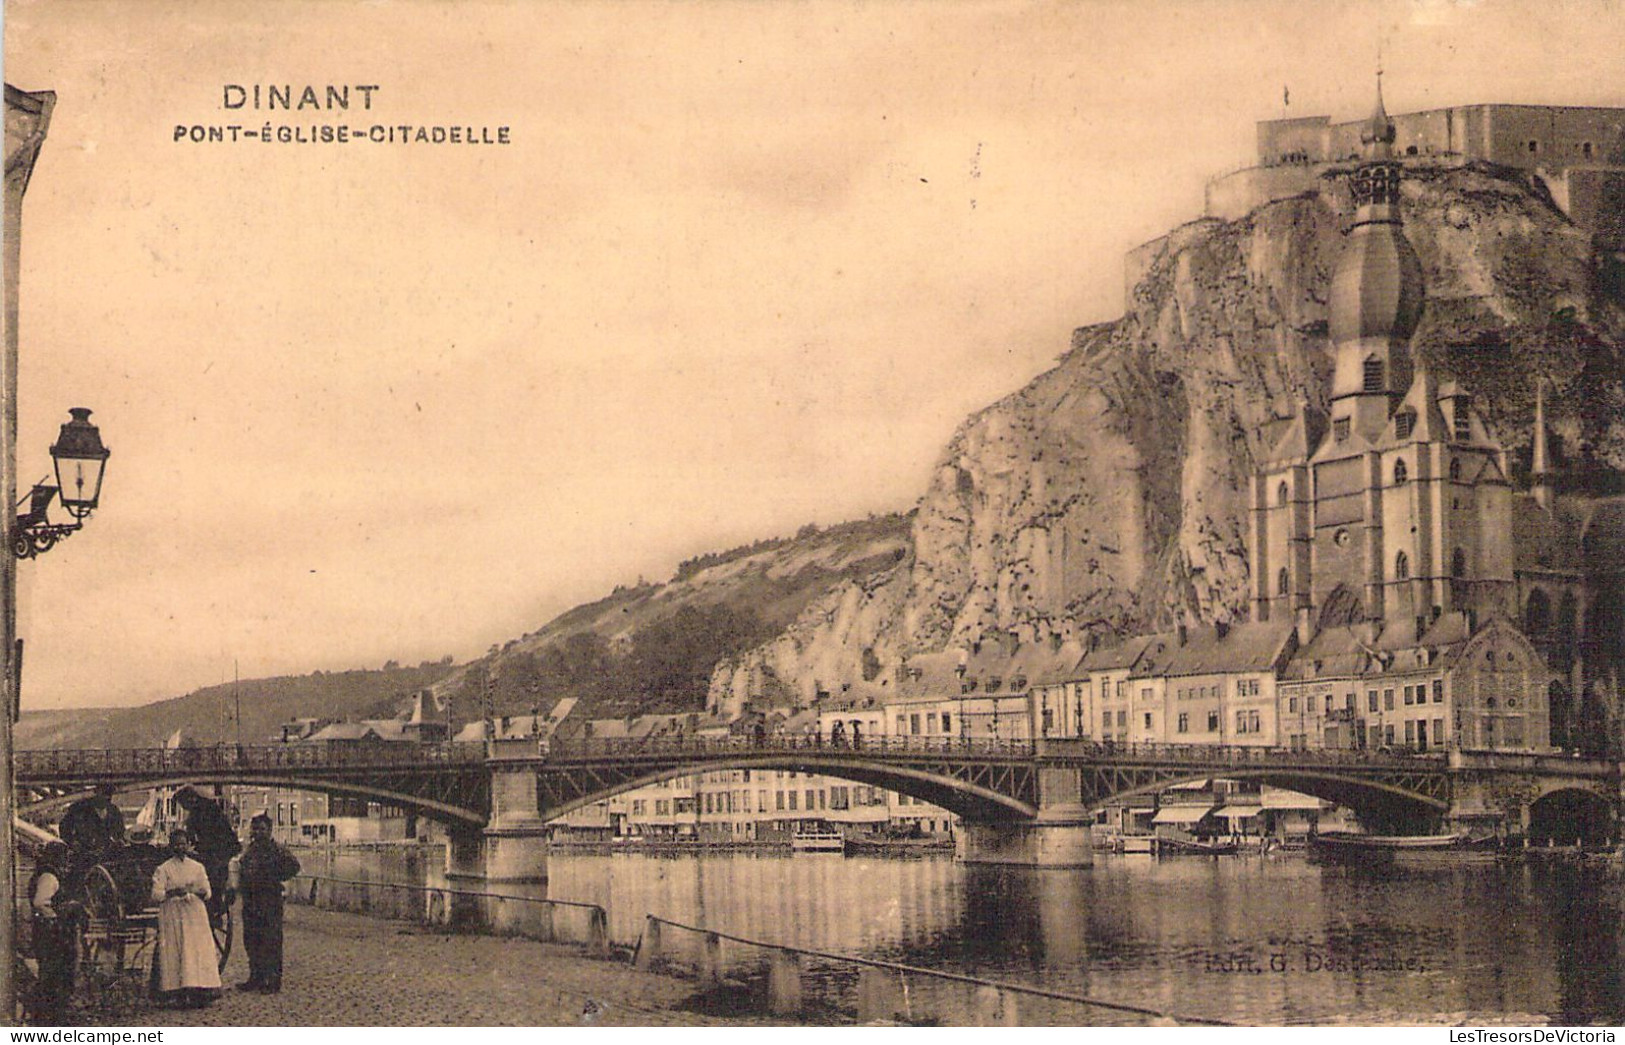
230, 813, 301, 993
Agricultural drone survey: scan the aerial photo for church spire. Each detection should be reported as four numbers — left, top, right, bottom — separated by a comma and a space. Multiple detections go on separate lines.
1533, 378, 1554, 510
1326, 74, 1422, 443
1360, 71, 1396, 160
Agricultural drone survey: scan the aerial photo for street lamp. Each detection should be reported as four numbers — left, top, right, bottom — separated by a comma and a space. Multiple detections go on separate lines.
13, 408, 110, 559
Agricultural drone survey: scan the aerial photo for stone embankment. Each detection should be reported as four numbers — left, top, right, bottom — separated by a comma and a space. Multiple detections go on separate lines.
74, 904, 773, 1027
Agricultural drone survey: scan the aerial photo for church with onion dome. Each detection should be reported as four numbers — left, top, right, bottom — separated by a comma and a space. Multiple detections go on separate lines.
1247, 82, 1625, 756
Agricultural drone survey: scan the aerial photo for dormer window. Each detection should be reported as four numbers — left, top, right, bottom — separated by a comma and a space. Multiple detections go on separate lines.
1395, 410, 1415, 440
1334, 418, 1351, 443
1362, 356, 1384, 393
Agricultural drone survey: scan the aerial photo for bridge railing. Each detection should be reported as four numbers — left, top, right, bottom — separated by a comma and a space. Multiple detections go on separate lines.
544, 732, 1441, 769
546, 733, 1038, 761
16, 741, 489, 778
1033, 738, 1443, 768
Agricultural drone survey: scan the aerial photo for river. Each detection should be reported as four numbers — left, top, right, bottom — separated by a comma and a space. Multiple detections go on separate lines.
293, 846, 1625, 1026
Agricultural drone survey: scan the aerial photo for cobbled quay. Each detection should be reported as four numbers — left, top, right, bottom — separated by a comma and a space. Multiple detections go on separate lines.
62, 904, 773, 1027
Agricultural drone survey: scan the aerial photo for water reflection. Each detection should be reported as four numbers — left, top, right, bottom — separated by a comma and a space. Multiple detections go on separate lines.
293, 847, 1624, 1025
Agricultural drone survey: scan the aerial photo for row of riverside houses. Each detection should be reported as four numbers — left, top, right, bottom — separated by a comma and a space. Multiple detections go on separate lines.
903, 609, 1548, 755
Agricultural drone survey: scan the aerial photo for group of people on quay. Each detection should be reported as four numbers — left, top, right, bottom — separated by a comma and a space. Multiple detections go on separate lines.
25, 784, 302, 1024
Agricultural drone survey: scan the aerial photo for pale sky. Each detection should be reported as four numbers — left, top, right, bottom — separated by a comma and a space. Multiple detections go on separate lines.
3, 0, 1622, 708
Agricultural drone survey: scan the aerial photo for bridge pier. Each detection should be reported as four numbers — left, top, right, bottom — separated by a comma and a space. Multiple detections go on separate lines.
446, 763, 552, 881
957, 768, 1093, 868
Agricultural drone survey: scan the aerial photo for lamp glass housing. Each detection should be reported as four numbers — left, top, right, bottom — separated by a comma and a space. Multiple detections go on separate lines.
49, 408, 109, 520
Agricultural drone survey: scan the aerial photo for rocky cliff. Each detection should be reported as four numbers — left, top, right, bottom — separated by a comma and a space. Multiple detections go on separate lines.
708, 160, 1625, 707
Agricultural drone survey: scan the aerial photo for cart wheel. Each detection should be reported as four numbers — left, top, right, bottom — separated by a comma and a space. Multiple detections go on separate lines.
212, 903, 233, 972
79, 864, 125, 981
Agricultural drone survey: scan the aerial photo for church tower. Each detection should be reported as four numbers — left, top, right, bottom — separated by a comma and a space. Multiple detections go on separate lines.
1327, 79, 1424, 443
1252, 78, 1514, 634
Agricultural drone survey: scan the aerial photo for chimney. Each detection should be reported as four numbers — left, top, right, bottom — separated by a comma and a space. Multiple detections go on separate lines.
1295, 606, 1314, 647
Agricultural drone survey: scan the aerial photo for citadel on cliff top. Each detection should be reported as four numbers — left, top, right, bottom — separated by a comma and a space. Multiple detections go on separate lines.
710, 83, 1625, 765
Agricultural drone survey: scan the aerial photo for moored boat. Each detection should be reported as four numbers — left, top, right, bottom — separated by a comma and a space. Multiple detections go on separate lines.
1310, 830, 1497, 853
791, 829, 847, 853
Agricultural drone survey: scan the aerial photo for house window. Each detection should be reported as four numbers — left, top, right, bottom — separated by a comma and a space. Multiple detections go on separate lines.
1434, 717, 1444, 740
775, 791, 784, 811
1528, 139, 1539, 153
1289, 698, 1299, 713
1393, 459, 1408, 485
909, 713, 920, 735
1363, 356, 1384, 392
1385, 689, 1395, 710
1345, 693, 1355, 710
788, 791, 798, 811
1395, 551, 1410, 580
1334, 417, 1351, 442
1405, 720, 1416, 745
1249, 710, 1260, 733
1277, 481, 1290, 507
1207, 711, 1220, 732
1450, 458, 1462, 481
1583, 141, 1594, 158
1143, 713, 1152, 730
1178, 713, 1189, 733
1433, 680, 1444, 703
941, 713, 952, 733
1103, 712, 1112, 731
1116, 681, 1125, 699
1116, 710, 1126, 728
895, 715, 906, 733
1307, 695, 1317, 712
1041, 707, 1055, 732
1385, 724, 1396, 745
1278, 568, 1290, 596
1395, 411, 1415, 439
1368, 690, 1379, 712
1404, 686, 1414, 706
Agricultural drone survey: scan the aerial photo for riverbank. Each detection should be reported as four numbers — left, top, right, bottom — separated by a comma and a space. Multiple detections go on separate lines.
67, 903, 776, 1027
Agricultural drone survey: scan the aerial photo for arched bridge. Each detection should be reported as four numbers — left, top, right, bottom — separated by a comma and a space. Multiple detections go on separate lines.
519, 735, 1476, 827
16, 743, 491, 827
15, 736, 1621, 850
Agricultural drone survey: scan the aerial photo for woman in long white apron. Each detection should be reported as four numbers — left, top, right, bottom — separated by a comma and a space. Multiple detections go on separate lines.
150, 828, 222, 1007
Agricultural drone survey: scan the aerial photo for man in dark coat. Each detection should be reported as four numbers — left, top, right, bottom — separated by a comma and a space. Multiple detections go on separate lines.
231, 813, 301, 993
28, 841, 79, 1024
173, 786, 241, 920
59, 784, 125, 867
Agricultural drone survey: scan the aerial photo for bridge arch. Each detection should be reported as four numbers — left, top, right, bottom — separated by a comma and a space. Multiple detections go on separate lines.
531, 753, 1039, 825
19, 774, 487, 829
1080, 768, 1450, 834
1526, 787, 1617, 846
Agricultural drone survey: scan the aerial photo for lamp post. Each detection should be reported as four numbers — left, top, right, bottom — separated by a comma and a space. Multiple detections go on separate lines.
3, 82, 56, 1025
